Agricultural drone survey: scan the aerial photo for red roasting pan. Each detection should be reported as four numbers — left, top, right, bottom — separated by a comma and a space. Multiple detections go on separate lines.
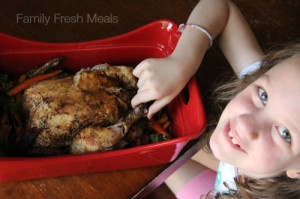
0, 19, 206, 182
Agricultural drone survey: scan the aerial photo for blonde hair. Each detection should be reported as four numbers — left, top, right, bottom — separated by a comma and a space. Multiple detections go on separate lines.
202, 41, 300, 198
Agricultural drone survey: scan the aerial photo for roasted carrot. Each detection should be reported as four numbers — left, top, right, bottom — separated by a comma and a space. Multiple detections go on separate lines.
7, 70, 62, 97
149, 119, 171, 138
157, 113, 168, 125
162, 120, 171, 130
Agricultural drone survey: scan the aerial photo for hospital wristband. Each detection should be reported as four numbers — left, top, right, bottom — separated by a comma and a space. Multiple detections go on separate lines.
178, 24, 213, 48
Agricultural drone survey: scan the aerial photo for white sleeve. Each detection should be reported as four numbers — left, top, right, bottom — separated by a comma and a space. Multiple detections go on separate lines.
239, 60, 262, 79
215, 161, 238, 194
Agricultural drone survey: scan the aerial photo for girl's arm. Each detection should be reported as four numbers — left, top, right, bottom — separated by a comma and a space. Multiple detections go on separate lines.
165, 159, 214, 196
165, 148, 219, 196
217, 0, 264, 74
191, 148, 219, 172
131, 0, 264, 118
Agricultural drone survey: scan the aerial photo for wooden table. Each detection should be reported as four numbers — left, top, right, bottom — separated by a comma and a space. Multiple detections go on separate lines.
0, 0, 299, 198
0, 166, 166, 199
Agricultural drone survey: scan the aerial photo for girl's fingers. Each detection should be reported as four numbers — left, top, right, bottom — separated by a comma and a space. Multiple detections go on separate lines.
147, 97, 173, 119
132, 64, 143, 77
131, 89, 157, 108
133, 59, 151, 77
136, 71, 148, 89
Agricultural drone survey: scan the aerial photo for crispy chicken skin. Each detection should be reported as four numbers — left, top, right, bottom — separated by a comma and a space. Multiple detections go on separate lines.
22, 64, 138, 152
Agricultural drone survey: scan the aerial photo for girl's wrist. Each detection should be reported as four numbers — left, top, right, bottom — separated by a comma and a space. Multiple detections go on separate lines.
178, 24, 213, 49
168, 52, 200, 80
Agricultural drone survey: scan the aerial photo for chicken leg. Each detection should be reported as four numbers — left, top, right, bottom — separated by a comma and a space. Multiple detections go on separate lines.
70, 104, 148, 154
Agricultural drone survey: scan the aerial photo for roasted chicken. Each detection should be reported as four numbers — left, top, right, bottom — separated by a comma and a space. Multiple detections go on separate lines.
21, 63, 146, 155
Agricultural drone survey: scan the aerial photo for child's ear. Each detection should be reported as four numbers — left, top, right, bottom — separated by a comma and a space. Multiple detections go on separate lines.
286, 170, 300, 179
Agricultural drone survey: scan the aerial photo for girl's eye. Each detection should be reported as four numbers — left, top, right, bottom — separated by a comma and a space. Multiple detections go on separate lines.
258, 88, 268, 104
278, 126, 291, 143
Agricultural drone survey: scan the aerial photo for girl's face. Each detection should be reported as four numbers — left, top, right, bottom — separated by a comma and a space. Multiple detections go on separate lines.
210, 55, 300, 179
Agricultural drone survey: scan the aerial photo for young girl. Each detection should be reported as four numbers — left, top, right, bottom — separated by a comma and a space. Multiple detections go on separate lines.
131, 0, 300, 198
166, 42, 300, 198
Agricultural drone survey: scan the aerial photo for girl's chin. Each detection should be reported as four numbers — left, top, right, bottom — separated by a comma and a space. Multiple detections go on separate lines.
209, 130, 232, 163
209, 134, 223, 160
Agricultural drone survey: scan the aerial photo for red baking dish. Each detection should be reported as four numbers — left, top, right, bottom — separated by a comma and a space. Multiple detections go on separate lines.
0, 19, 206, 182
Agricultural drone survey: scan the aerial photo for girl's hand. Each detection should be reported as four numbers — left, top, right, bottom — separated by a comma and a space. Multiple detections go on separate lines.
131, 55, 192, 119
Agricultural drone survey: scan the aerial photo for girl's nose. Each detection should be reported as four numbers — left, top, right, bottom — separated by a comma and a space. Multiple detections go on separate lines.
235, 113, 259, 140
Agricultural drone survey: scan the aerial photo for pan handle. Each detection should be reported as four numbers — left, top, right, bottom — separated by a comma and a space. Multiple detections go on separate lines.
0, 19, 181, 54
168, 77, 206, 139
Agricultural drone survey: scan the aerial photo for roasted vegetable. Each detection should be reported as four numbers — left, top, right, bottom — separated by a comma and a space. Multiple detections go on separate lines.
26, 56, 65, 78
149, 134, 170, 143
7, 70, 63, 96
148, 119, 171, 138
0, 74, 14, 155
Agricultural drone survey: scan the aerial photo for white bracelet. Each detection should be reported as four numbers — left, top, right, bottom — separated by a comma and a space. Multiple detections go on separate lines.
178, 24, 213, 48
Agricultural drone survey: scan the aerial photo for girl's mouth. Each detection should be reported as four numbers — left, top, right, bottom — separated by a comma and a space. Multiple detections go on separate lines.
228, 130, 241, 148
224, 122, 247, 153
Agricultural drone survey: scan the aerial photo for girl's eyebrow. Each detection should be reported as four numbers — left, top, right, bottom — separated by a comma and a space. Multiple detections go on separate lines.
254, 74, 270, 93
260, 74, 271, 85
